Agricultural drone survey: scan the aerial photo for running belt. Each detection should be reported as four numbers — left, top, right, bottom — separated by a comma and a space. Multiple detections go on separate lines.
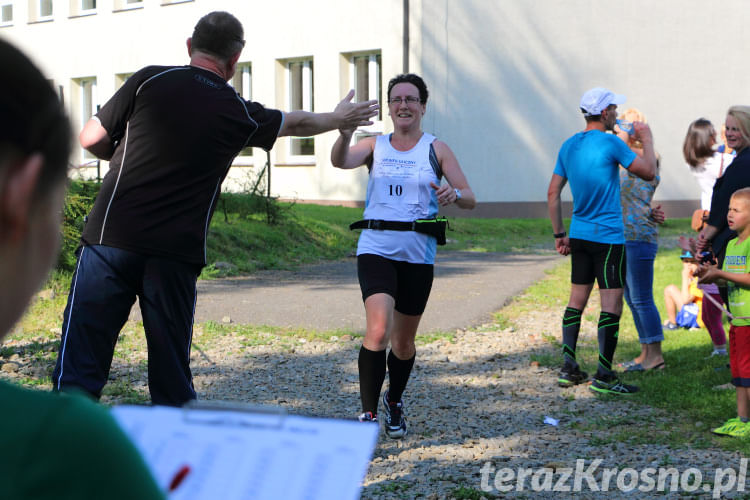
349, 217, 448, 245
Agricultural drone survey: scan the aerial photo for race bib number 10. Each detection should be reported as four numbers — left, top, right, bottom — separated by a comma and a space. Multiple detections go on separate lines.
371, 157, 420, 207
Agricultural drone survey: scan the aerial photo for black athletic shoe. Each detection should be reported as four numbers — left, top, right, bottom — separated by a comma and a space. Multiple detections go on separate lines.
590, 374, 639, 395
382, 391, 407, 439
557, 364, 588, 387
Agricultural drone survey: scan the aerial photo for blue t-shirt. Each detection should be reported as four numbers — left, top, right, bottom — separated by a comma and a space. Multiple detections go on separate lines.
553, 130, 637, 244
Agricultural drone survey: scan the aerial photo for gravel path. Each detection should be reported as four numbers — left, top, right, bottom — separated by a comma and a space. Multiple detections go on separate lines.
134, 252, 559, 334
3, 252, 748, 499
180, 310, 746, 499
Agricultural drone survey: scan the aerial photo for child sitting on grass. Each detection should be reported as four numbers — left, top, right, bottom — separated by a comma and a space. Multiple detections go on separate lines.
698, 187, 750, 437
663, 252, 704, 331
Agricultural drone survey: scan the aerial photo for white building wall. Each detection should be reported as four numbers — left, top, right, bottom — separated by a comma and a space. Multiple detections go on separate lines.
412, 0, 748, 215
0, 0, 400, 200
1, 0, 744, 215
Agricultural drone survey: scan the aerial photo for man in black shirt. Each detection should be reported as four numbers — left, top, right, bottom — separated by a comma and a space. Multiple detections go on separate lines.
52, 11, 378, 406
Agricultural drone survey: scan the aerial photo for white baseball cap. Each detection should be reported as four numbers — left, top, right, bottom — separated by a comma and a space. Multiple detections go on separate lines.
579, 87, 626, 116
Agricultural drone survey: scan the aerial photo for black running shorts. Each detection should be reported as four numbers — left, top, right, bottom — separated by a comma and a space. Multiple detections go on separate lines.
357, 253, 434, 316
569, 238, 626, 289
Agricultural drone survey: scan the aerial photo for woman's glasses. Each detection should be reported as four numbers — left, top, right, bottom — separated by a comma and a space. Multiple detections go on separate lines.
388, 96, 421, 105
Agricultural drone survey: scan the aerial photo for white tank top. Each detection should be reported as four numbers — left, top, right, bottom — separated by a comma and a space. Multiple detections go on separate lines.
356, 132, 440, 264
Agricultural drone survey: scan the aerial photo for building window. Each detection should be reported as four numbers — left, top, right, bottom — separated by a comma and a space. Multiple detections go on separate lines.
69, 0, 96, 16
28, 0, 53, 20
343, 51, 383, 142
352, 53, 381, 121
40, 0, 52, 16
231, 63, 253, 157
287, 59, 314, 157
115, 72, 133, 89
114, 0, 142, 9
1, 2, 12, 24
73, 77, 97, 161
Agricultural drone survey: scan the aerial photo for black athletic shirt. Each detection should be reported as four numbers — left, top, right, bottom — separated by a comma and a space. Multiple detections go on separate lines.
81, 65, 283, 265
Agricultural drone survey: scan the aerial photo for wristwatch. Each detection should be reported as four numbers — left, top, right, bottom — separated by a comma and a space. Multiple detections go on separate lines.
553, 231, 566, 238
454, 188, 462, 202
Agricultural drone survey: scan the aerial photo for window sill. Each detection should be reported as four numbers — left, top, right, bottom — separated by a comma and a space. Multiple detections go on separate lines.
161, 0, 194, 5
28, 18, 54, 25
113, 5, 144, 13
274, 161, 316, 167
69, 11, 97, 19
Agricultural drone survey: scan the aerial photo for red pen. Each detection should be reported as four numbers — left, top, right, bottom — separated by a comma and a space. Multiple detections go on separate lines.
168, 465, 191, 492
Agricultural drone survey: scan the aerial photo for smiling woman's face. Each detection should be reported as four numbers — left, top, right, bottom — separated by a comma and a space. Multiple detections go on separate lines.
725, 114, 749, 152
388, 82, 425, 129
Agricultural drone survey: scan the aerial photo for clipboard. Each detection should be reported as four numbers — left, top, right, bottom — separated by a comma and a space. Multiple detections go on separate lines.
111, 402, 379, 500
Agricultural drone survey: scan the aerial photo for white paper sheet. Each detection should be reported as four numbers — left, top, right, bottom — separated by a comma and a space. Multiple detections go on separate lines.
111, 404, 378, 500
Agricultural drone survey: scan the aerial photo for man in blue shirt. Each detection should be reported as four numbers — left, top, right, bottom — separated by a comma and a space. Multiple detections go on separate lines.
547, 87, 657, 395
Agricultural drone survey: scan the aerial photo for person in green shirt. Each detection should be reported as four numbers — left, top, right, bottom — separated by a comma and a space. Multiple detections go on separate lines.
698, 186, 750, 438
0, 38, 165, 499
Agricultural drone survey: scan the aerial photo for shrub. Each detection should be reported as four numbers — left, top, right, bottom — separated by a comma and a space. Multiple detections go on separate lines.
59, 181, 99, 272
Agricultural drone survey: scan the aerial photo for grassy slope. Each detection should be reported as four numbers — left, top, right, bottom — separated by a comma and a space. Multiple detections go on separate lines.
202, 202, 565, 279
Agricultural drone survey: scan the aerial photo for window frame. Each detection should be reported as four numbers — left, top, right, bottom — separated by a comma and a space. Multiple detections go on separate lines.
68, 0, 97, 17
113, 0, 143, 11
38, 0, 53, 20
73, 77, 98, 164
286, 58, 315, 161
345, 51, 383, 141
231, 62, 254, 159
0, 1, 13, 25
350, 53, 382, 121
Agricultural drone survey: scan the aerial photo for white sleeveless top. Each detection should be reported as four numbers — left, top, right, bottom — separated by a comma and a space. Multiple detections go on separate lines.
356, 132, 440, 264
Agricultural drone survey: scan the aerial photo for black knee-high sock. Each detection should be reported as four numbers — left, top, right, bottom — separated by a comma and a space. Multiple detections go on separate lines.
562, 307, 583, 367
359, 346, 386, 415
597, 311, 620, 377
387, 350, 415, 403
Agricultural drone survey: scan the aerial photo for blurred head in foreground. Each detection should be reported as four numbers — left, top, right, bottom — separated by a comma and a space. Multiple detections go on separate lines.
0, 38, 71, 337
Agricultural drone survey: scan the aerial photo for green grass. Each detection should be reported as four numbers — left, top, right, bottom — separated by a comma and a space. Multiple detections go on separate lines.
201, 204, 568, 280
451, 486, 497, 499
495, 242, 749, 454
7, 201, 724, 453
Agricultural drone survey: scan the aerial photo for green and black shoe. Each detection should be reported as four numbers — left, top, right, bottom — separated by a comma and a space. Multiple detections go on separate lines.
712, 417, 750, 437
590, 374, 639, 395
557, 364, 588, 387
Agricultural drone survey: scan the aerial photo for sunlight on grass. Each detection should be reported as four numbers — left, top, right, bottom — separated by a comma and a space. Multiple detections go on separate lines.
490, 245, 749, 454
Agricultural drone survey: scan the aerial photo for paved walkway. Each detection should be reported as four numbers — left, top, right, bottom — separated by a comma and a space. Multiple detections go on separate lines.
187, 251, 562, 333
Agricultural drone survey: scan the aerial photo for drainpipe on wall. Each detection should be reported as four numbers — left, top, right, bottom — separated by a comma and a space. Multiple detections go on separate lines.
402, 0, 409, 73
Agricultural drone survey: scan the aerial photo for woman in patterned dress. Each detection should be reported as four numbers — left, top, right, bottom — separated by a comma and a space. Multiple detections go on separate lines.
616, 108, 666, 371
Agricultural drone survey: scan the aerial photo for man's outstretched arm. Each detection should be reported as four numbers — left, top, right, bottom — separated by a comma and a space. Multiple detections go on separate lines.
279, 90, 379, 137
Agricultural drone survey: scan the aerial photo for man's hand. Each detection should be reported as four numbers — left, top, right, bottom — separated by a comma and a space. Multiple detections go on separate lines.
555, 236, 570, 256
696, 263, 720, 283
279, 90, 380, 138
633, 121, 653, 143
696, 231, 709, 253
678, 235, 698, 255
334, 90, 379, 132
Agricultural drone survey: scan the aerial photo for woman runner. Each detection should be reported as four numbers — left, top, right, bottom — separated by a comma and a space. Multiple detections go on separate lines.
331, 73, 475, 438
